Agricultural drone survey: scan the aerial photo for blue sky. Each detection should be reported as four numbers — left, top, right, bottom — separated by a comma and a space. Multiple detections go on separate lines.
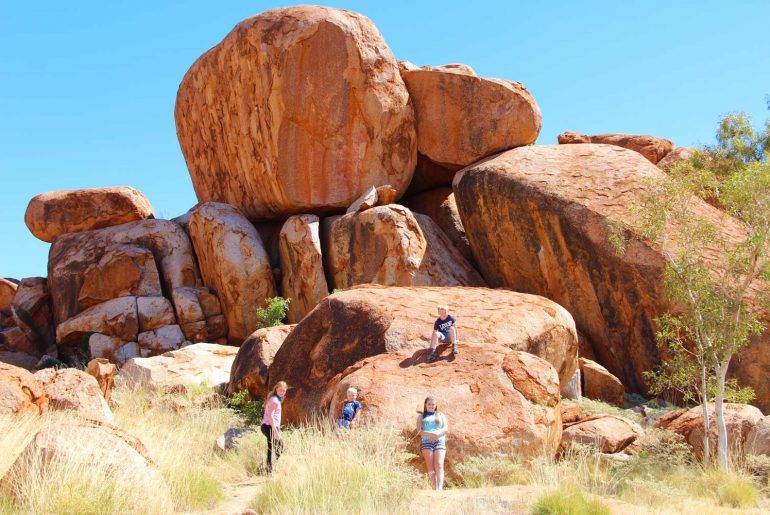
1, 1, 769, 280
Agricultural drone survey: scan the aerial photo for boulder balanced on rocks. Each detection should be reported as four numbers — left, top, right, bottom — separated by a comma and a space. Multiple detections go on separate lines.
322, 347, 562, 461
24, 186, 154, 243
188, 202, 276, 343
175, 5, 417, 219
454, 144, 770, 408
268, 286, 578, 423
401, 64, 541, 170
324, 205, 484, 290
557, 132, 673, 164
227, 324, 295, 398
580, 358, 625, 407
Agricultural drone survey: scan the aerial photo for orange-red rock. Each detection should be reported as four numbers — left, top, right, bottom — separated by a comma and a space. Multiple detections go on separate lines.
137, 325, 185, 354
78, 245, 162, 310
25, 186, 154, 243
0, 326, 37, 355
56, 297, 139, 346
34, 368, 113, 423
746, 415, 770, 456
268, 286, 578, 422
401, 65, 540, 170
454, 144, 770, 407
0, 278, 17, 315
557, 132, 673, 164
175, 6, 416, 220
227, 324, 295, 398
406, 153, 457, 194
321, 347, 562, 460
279, 215, 328, 323
0, 362, 48, 415
403, 187, 475, 265
654, 403, 763, 455
657, 147, 699, 171
324, 205, 484, 290
48, 219, 201, 326
0, 350, 38, 370
86, 358, 116, 401
137, 296, 176, 332
560, 400, 586, 424
11, 277, 56, 357
561, 415, 643, 453
188, 202, 276, 343
580, 358, 625, 406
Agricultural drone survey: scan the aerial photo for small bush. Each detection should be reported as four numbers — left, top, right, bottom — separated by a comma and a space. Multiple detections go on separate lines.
255, 296, 291, 328
454, 455, 528, 487
531, 485, 611, 515
228, 390, 264, 427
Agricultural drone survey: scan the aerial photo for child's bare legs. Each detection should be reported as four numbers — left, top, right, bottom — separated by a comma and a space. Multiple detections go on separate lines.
421, 449, 435, 488
430, 330, 441, 351
433, 449, 446, 490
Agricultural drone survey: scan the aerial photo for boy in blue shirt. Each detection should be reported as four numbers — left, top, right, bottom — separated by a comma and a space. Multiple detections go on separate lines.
336, 387, 362, 429
428, 304, 459, 362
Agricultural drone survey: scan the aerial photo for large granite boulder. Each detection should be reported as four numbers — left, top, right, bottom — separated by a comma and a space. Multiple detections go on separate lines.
0, 278, 17, 315
268, 286, 578, 422
56, 297, 139, 346
403, 187, 475, 265
175, 5, 416, 220
279, 215, 329, 323
321, 347, 562, 460
654, 403, 764, 455
11, 277, 56, 357
557, 132, 673, 164
454, 144, 770, 408
24, 186, 154, 243
34, 368, 113, 423
401, 64, 540, 170
118, 343, 237, 390
188, 202, 276, 343
0, 363, 48, 415
48, 219, 201, 326
323, 205, 484, 290
227, 324, 295, 398
561, 415, 644, 453
580, 358, 624, 407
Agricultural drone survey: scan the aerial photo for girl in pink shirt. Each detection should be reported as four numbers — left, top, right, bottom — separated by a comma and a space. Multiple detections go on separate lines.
261, 380, 287, 473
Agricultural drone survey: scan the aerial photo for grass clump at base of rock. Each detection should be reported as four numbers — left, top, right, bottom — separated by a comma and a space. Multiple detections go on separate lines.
454, 455, 529, 488
531, 485, 611, 515
251, 421, 420, 514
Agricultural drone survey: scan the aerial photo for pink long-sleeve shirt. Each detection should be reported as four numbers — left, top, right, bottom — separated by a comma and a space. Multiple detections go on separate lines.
262, 395, 282, 427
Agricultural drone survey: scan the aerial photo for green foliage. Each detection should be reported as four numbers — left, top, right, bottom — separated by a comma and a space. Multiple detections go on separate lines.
454, 455, 529, 487
227, 390, 264, 427
255, 296, 291, 329
531, 486, 611, 515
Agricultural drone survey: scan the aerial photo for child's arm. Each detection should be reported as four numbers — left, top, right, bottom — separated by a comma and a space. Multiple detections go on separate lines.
432, 413, 449, 437
350, 402, 361, 426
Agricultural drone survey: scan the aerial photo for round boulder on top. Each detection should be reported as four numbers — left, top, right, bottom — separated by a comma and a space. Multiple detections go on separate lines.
25, 187, 154, 243
175, 5, 417, 220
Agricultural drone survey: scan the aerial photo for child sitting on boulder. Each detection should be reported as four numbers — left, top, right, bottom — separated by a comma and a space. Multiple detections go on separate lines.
336, 387, 362, 429
428, 305, 459, 362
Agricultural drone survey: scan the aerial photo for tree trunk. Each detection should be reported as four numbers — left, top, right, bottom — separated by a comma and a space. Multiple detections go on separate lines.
715, 362, 730, 470
701, 364, 711, 465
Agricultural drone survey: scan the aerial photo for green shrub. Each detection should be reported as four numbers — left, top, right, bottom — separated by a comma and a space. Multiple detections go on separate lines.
531, 485, 611, 515
454, 455, 528, 487
255, 296, 291, 328
227, 390, 264, 427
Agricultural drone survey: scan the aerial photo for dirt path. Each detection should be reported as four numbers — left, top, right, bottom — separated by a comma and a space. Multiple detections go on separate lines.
189, 477, 265, 515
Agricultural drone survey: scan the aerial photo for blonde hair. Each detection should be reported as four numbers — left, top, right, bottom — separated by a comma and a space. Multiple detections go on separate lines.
436, 305, 449, 312
268, 380, 288, 401
346, 387, 358, 395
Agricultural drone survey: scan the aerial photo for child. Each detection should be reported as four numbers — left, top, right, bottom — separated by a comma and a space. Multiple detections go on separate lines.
428, 304, 459, 362
416, 395, 448, 490
336, 387, 362, 429
261, 381, 287, 473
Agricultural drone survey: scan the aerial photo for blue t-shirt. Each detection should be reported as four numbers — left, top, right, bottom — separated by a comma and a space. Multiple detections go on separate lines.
433, 315, 456, 338
339, 400, 362, 421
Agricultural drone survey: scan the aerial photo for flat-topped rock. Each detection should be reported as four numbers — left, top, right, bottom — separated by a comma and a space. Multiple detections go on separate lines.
175, 5, 416, 219
557, 132, 673, 164
25, 186, 153, 242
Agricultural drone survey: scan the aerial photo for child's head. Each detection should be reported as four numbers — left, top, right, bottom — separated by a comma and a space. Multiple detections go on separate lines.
423, 395, 438, 414
436, 305, 449, 317
346, 387, 358, 401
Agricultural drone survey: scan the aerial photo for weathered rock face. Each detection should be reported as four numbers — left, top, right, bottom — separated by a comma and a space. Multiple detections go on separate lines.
11, 277, 56, 357
48, 219, 200, 326
403, 187, 475, 265
746, 416, 770, 456
24, 186, 154, 243
561, 415, 644, 453
0, 326, 37, 356
56, 296, 139, 346
78, 245, 162, 310
170, 286, 226, 343
118, 343, 237, 389
324, 205, 484, 290
0, 278, 17, 315
0, 350, 39, 370
188, 202, 276, 343
401, 64, 541, 170
454, 144, 768, 404
0, 363, 48, 415
654, 403, 764, 455
321, 347, 562, 460
657, 147, 699, 171
557, 132, 673, 164
279, 215, 328, 323
175, 5, 417, 220
406, 154, 457, 194
34, 368, 113, 423
137, 296, 176, 332
268, 286, 578, 422
227, 325, 295, 398
560, 400, 586, 424
580, 358, 624, 406
88, 334, 137, 366
137, 325, 186, 354
86, 358, 116, 401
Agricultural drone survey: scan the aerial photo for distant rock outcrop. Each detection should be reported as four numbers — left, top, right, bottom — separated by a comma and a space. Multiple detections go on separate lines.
557, 132, 673, 164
